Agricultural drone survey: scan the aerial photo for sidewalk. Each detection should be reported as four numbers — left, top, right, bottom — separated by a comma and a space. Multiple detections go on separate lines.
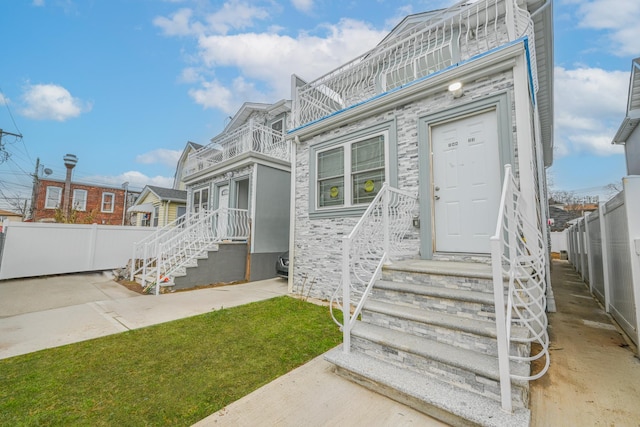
0, 273, 287, 360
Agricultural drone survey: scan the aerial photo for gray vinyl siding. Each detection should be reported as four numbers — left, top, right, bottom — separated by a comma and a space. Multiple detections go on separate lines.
253, 164, 290, 254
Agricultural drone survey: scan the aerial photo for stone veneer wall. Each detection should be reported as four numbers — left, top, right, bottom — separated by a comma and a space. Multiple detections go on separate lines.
292, 67, 519, 301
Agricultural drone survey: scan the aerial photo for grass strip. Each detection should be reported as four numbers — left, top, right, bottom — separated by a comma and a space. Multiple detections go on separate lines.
0, 296, 342, 426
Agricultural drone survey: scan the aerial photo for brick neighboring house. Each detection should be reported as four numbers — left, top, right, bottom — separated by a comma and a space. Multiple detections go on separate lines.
32, 178, 138, 225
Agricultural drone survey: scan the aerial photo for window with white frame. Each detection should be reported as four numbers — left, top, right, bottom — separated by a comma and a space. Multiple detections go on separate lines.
101, 192, 115, 213
316, 133, 386, 209
45, 186, 62, 209
72, 189, 87, 211
153, 206, 159, 227
192, 187, 209, 213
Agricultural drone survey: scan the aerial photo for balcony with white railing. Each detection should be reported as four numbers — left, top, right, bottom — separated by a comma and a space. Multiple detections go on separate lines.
292, 0, 536, 129
184, 123, 290, 178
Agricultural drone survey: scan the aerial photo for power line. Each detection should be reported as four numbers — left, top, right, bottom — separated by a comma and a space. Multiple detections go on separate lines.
0, 86, 32, 165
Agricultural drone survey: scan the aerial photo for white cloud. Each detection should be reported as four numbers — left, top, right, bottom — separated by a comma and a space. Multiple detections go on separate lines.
196, 19, 387, 99
20, 83, 92, 121
155, 1, 387, 113
205, 0, 269, 35
188, 76, 263, 113
576, 0, 640, 56
32, 0, 44, 6
554, 66, 627, 157
178, 67, 202, 84
154, 1, 269, 37
135, 149, 182, 168
84, 171, 174, 190
0, 93, 9, 105
153, 8, 203, 36
291, 0, 314, 13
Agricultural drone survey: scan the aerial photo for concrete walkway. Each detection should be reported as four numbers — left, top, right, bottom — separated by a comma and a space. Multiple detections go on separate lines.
529, 260, 640, 426
194, 260, 640, 426
0, 273, 287, 360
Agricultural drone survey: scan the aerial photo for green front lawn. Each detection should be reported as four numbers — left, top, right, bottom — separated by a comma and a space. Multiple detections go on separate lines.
0, 296, 342, 426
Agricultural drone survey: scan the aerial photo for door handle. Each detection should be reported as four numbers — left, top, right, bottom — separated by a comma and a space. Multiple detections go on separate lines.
435, 186, 440, 191
435, 195, 440, 200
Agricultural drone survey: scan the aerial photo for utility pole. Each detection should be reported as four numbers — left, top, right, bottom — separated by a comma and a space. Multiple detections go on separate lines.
29, 158, 40, 221
0, 128, 23, 164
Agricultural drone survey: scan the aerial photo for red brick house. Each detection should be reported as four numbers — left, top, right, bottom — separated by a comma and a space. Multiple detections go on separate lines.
31, 178, 137, 225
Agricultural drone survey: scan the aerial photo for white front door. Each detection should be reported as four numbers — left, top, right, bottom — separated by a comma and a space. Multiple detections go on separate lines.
432, 109, 501, 254
218, 185, 229, 209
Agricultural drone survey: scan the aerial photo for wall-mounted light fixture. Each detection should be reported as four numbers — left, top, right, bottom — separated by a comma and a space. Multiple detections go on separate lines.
412, 216, 420, 228
448, 81, 463, 99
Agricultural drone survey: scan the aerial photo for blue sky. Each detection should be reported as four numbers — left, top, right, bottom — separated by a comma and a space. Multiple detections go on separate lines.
0, 0, 637, 212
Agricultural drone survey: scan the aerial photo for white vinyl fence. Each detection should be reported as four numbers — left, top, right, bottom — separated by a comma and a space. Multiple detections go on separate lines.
0, 221, 156, 280
566, 176, 640, 349
550, 231, 568, 254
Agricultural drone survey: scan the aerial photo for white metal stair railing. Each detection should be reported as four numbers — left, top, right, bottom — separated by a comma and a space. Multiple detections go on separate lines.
293, 0, 537, 129
329, 183, 419, 350
139, 208, 250, 295
130, 213, 205, 283
183, 123, 289, 177
490, 164, 550, 413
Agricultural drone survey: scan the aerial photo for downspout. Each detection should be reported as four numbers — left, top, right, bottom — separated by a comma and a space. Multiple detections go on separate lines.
287, 135, 299, 294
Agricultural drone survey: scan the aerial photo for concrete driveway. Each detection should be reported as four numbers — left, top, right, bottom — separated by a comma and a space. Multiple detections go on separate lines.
0, 272, 288, 360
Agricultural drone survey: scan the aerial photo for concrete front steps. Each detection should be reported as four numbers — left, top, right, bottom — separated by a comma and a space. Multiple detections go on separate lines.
324, 259, 532, 427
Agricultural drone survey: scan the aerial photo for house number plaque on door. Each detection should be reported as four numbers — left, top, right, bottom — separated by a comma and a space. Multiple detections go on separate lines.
448, 141, 458, 148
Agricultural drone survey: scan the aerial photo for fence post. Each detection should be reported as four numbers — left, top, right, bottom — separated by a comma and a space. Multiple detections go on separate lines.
87, 223, 98, 271
578, 219, 586, 279
584, 212, 594, 293
622, 176, 640, 350
342, 236, 351, 353
598, 202, 611, 312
